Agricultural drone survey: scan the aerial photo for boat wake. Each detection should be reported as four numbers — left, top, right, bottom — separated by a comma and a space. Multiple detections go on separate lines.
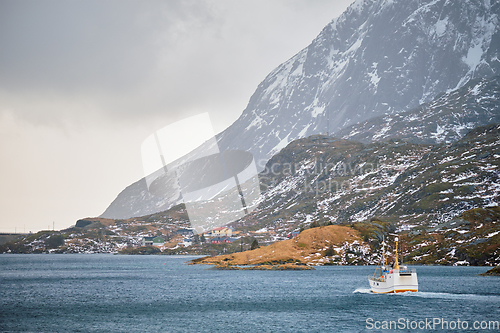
353, 288, 372, 294
400, 291, 500, 301
352, 289, 499, 301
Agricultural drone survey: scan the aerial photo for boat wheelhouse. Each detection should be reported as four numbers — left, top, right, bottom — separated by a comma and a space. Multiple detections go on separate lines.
369, 237, 418, 293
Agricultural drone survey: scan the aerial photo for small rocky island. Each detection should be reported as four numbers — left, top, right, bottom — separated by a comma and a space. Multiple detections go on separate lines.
189, 225, 367, 270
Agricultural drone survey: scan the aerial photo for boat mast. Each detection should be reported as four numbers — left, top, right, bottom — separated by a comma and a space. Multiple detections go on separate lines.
382, 236, 386, 267
394, 237, 400, 270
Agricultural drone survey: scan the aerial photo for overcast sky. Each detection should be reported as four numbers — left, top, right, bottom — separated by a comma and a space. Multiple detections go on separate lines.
0, 0, 354, 233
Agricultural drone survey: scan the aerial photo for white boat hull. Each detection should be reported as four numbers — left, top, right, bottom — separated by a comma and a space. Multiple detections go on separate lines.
369, 270, 418, 294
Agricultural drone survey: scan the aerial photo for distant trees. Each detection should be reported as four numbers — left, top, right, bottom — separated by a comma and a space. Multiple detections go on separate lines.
119, 246, 161, 255
309, 221, 320, 229
251, 239, 260, 250
324, 245, 335, 257
45, 234, 65, 249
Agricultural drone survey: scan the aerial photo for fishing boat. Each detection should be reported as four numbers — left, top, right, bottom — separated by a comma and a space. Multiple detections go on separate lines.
369, 236, 418, 293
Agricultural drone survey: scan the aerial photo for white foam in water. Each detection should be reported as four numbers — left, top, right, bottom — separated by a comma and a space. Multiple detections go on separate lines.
353, 288, 372, 294
402, 291, 500, 301
352, 288, 500, 301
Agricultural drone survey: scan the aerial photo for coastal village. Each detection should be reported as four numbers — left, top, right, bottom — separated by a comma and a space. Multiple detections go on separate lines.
0, 206, 299, 257
1, 204, 499, 269
141, 226, 239, 249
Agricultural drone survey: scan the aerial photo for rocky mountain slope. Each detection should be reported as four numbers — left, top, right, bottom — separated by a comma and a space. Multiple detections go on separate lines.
101, 0, 500, 220
337, 76, 500, 144
231, 123, 500, 232
404, 206, 500, 266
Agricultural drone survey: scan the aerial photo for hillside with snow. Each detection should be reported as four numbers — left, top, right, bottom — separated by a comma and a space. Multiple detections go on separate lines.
337, 76, 500, 143
102, 0, 500, 220
231, 123, 500, 233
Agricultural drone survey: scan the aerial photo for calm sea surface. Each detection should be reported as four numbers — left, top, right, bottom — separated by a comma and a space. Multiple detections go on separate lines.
1, 254, 499, 332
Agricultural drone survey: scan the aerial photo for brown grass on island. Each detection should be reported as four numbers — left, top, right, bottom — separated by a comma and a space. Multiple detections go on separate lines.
190, 225, 362, 270
480, 265, 500, 276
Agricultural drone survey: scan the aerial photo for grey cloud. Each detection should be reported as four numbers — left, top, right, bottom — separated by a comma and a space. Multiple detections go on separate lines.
0, 0, 354, 130
0, 1, 212, 93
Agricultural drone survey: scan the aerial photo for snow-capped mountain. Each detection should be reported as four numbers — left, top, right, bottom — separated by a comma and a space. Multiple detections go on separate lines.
336, 76, 500, 144
101, 0, 500, 219
217, 0, 500, 161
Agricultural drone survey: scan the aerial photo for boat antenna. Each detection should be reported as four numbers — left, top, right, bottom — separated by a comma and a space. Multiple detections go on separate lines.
394, 237, 400, 271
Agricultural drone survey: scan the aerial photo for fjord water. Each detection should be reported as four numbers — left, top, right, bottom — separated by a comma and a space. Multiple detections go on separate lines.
1, 255, 499, 332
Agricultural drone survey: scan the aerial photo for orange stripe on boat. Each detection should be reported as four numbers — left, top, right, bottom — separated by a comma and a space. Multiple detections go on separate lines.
372, 289, 418, 294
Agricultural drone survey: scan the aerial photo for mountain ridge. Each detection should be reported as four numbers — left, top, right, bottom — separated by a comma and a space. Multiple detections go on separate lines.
101, 0, 500, 220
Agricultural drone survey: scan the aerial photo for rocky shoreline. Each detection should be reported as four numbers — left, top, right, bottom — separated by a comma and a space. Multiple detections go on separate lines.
480, 265, 500, 276
205, 263, 314, 270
